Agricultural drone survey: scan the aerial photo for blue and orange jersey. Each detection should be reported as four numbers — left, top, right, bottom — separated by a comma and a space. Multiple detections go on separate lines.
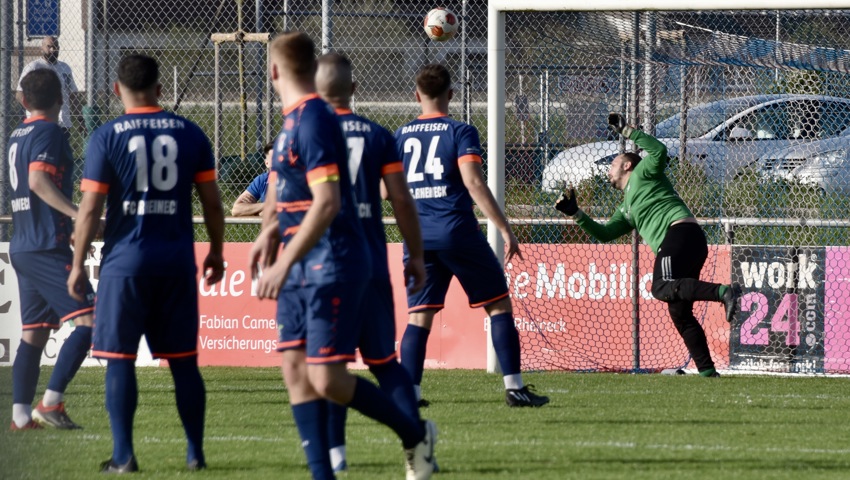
271, 95, 370, 287
7, 117, 74, 254
394, 114, 483, 249
336, 109, 400, 279
82, 107, 216, 276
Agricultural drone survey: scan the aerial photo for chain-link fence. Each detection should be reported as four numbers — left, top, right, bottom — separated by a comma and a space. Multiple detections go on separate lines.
500, 8, 850, 374
4, 3, 850, 373
1, 0, 490, 243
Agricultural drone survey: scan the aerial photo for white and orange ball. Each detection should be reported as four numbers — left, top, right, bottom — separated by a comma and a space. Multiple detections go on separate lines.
423, 7, 458, 41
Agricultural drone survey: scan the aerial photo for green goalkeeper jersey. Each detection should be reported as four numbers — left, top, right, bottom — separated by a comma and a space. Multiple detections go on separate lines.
575, 129, 693, 254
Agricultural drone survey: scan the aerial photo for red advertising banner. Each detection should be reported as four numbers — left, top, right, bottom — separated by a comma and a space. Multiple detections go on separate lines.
194, 243, 732, 371
195, 243, 279, 367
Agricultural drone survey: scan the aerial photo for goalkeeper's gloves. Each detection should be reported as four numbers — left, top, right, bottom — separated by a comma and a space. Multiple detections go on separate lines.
608, 112, 634, 138
554, 187, 580, 216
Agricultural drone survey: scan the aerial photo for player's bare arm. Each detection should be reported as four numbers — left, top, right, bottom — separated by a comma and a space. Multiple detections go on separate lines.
249, 223, 280, 280
383, 171, 426, 293
67, 191, 105, 301
260, 182, 277, 230
256, 180, 340, 299
459, 161, 522, 262
231, 190, 264, 217
250, 185, 281, 279
196, 180, 226, 285
29, 169, 78, 219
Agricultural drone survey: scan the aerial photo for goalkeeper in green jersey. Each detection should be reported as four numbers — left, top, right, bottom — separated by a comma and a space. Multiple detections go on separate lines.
554, 113, 740, 377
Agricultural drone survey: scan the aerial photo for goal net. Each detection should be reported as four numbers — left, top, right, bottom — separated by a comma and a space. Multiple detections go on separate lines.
488, 1, 850, 374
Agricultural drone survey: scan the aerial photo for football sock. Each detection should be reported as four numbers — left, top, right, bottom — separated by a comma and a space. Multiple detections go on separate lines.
718, 285, 729, 300
490, 312, 522, 376
46, 326, 92, 397
12, 341, 42, 406
503, 374, 523, 391
329, 445, 346, 471
292, 400, 334, 480
370, 361, 420, 421
105, 359, 137, 465
42, 389, 63, 407
12, 404, 32, 428
327, 400, 347, 449
348, 377, 424, 449
400, 324, 430, 386
413, 385, 422, 402
168, 358, 206, 466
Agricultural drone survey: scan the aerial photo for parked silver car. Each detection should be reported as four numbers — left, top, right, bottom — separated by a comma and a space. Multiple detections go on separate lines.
759, 132, 850, 195
540, 94, 850, 192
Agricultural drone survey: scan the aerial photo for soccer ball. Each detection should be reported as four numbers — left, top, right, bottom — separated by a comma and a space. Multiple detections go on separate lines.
423, 7, 458, 41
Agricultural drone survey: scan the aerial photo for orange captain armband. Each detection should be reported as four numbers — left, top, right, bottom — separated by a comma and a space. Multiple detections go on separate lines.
306, 164, 340, 186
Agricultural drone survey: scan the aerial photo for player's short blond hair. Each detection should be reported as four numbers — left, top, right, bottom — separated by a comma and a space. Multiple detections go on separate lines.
270, 32, 317, 81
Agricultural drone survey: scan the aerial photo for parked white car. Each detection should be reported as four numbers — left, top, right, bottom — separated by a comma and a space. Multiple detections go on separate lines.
758, 131, 850, 195
540, 94, 850, 192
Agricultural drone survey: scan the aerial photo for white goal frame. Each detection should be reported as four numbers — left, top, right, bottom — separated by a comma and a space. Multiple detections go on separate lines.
485, 0, 850, 373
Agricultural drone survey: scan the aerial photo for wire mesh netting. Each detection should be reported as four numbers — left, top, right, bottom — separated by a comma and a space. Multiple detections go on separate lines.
5, 3, 850, 374
503, 9, 850, 374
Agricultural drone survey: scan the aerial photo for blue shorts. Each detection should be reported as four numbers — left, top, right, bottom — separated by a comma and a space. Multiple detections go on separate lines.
11, 249, 94, 330
92, 274, 199, 360
406, 239, 509, 312
357, 278, 398, 365
276, 281, 365, 364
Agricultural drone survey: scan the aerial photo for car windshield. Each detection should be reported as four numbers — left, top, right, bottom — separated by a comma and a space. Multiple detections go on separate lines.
655, 98, 763, 138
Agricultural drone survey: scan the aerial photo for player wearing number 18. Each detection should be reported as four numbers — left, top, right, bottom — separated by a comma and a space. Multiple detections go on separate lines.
395, 64, 549, 407
68, 54, 225, 473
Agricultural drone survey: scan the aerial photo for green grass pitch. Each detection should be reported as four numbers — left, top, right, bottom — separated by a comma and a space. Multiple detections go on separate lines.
2, 367, 850, 479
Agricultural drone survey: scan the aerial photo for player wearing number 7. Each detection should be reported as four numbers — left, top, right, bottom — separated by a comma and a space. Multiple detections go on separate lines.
554, 113, 741, 377
316, 52, 430, 475
68, 54, 225, 473
395, 64, 548, 407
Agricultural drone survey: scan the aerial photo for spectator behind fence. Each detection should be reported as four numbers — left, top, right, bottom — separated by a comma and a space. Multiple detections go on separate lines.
16, 36, 82, 137
231, 142, 274, 217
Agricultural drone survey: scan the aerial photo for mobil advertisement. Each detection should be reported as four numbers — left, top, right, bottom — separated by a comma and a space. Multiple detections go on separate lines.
506, 244, 730, 372
0, 242, 726, 371
194, 243, 732, 371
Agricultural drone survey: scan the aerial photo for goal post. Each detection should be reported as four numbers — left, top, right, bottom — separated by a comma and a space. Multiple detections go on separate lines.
487, 0, 850, 375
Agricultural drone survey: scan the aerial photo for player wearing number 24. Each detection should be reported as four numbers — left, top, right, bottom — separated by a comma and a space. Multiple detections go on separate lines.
554, 113, 741, 377
68, 54, 225, 473
394, 64, 549, 407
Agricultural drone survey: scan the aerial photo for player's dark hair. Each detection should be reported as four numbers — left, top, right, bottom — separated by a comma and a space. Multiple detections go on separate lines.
622, 152, 642, 169
20, 69, 61, 110
117, 54, 159, 91
263, 141, 274, 154
416, 63, 452, 98
271, 32, 317, 80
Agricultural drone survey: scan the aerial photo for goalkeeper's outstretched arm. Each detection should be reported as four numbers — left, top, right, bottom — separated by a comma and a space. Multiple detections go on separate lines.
554, 187, 633, 243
